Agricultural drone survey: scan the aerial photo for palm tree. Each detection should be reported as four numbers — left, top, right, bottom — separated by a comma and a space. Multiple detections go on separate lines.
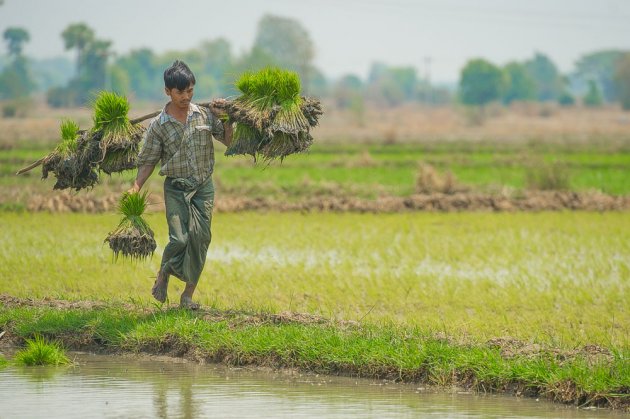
3, 27, 30, 57
61, 23, 95, 77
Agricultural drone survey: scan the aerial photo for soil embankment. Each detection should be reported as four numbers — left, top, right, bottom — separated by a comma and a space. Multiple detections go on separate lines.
24, 190, 630, 213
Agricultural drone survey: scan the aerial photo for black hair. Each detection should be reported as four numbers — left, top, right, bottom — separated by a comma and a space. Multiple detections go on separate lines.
164, 60, 196, 90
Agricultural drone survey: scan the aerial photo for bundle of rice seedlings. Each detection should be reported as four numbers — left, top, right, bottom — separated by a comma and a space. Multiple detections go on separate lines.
42, 119, 99, 191
91, 91, 145, 174
105, 191, 156, 261
223, 67, 320, 160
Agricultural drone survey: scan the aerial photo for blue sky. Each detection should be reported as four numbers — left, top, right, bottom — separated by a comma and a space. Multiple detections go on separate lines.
1, 0, 629, 82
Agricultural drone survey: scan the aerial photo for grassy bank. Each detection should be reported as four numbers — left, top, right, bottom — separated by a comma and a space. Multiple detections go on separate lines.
0, 211, 628, 349
0, 300, 627, 410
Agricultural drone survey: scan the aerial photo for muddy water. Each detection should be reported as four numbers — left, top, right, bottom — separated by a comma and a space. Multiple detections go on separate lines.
0, 353, 622, 418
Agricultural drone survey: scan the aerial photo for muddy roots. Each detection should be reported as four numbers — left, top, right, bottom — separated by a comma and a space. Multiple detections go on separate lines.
105, 227, 156, 261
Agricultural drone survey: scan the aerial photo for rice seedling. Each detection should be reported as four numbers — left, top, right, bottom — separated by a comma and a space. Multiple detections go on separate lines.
222, 67, 322, 160
104, 191, 156, 261
56, 119, 80, 156
90, 91, 145, 175
13, 334, 70, 366
41, 120, 99, 191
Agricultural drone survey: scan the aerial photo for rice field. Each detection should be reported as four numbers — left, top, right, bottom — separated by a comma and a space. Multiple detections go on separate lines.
1, 211, 628, 350
2, 140, 630, 204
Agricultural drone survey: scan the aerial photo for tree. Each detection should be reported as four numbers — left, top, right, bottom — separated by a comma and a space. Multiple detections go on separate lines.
199, 38, 234, 96
83, 39, 112, 90
52, 23, 112, 106
333, 74, 363, 108
558, 92, 575, 107
459, 59, 504, 106
524, 53, 564, 101
502, 62, 535, 104
3, 27, 30, 57
253, 14, 315, 92
614, 53, 630, 110
233, 46, 277, 77
583, 80, 603, 107
366, 62, 418, 106
574, 50, 626, 102
61, 23, 95, 77
0, 27, 36, 100
113, 48, 161, 100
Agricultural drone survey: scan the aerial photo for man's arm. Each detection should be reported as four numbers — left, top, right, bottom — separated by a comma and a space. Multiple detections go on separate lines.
221, 120, 233, 147
128, 163, 156, 193
209, 99, 233, 147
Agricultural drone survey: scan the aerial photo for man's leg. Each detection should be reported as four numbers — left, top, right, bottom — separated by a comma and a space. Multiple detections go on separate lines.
179, 178, 214, 309
153, 178, 189, 303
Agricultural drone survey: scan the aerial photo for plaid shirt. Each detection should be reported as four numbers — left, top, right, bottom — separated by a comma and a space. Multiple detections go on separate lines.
137, 103, 227, 186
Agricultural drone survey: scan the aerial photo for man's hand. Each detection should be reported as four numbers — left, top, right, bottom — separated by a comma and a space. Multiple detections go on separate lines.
210, 98, 228, 119
127, 183, 140, 195
129, 164, 156, 194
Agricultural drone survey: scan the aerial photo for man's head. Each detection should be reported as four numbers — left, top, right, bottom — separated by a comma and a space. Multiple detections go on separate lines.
164, 60, 195, 110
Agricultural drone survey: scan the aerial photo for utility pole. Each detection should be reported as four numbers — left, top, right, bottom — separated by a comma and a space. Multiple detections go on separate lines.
424, 56, 432, 105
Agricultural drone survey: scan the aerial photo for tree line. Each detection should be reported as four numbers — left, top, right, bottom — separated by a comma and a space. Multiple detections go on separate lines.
1, 14, 630, 112
459, 51, 630, 109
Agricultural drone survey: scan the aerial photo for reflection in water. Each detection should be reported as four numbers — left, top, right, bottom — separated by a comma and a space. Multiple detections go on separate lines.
0, 352, 623, 418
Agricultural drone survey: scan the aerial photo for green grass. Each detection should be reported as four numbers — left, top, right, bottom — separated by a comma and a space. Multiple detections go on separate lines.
3, 141, 630, 200
13, 334, 71, 366
0, 211, 628, 349
0, 305, 627, 408
0, 354, 7, 368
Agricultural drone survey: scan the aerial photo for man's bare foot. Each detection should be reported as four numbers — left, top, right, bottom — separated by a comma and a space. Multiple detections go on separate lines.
151, 269, 169, 303
179, 281, 198, 309
179, 295, 200, 310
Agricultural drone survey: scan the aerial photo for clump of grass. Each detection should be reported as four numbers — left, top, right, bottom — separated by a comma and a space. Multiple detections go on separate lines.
90, 91, 144, 175
105, 191, 156, 261
526, 160, 570, 191
14, 334, 70, 366
222, 67, 321, 160
415, 163, 461, 194
0, 353, 7, 368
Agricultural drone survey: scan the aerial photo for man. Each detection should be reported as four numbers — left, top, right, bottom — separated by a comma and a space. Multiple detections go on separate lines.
128, 60, 233, 309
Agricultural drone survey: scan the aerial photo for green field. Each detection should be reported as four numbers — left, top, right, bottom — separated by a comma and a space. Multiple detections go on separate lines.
1, 211, 628, 350
2, 141, 630, 206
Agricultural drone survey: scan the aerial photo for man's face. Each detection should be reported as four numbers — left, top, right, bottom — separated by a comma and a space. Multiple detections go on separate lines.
165, 84, 194, 110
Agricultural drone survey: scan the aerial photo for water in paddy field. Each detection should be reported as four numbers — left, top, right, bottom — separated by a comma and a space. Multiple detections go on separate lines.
0, 352, 623, 419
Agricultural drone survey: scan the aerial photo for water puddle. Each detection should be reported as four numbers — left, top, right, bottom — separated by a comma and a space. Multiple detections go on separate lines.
0, 352, 622, 418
